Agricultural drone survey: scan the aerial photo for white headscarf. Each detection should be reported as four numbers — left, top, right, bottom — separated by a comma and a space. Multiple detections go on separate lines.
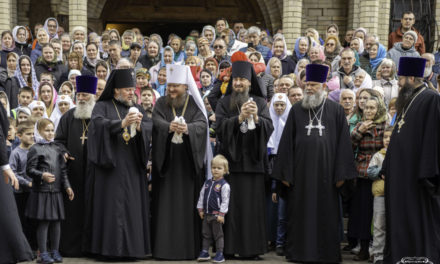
268, 93, 292, 154
50, 94, 74, 130
12, 26, 28, 45
166, 64, 213, 179
202, 25, 216, 47
354, 69, 373, 93
43, 17, 59, 40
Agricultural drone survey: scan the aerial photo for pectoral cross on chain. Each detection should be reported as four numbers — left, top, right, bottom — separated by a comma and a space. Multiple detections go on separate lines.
305, 120, 314, 136
397, 119, 405, 133
80, 134, 87, 145
315, 121, 325, 136
305, 120, 325, 136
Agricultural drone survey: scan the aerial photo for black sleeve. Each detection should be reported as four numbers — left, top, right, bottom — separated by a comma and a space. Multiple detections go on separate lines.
0, 103, 9, 166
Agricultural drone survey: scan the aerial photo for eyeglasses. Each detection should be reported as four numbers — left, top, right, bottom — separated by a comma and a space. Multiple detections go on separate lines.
213, 45, 224, 49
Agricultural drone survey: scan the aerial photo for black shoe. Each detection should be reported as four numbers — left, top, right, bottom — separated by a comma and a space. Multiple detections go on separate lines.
276, 246, 284, 256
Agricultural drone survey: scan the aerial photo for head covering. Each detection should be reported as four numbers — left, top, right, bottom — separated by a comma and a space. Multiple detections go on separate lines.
16, 106, 31, 117
231, 51, 248, 63
305, 64, 329, 83
76, 75, 97, 94
43, 17, 59, 39
71, 26, 87, 44
160, 46, 175, 68
98, 68, 136, 101
403, 30, 418, 44
370, 43, 386, 69
328, 89, 341, 102
0, 92, 10, 117
398, 57, 426, 77
68, 69, 82, 80
354, 69, 373, 91
28, 100, 48, 118
154, 67, 167, 97
272, 34, 288, 60
268, 93, 292, 154
202, 25, 216, 46
351, 37, 364, 54
165, 64, 213, 178
12, 26, 28, 45
227, 61, 265, 97
71, 40, 86, 57
294, 37, 308, 60
37, 82, 58, 117
1, 31, 15, 52
353, 27, 368, 41
50, 94, 74, 130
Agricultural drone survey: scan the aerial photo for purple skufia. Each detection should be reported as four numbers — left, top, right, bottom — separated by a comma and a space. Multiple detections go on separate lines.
398, 57, 426, 78
76, 75, 98, 94
305, 64, 329, 83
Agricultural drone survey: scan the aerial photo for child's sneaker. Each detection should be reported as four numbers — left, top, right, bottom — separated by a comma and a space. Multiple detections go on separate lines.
212, 251, 225, 263
37, 251, 54, 264
197, 250, 211, 262
51, 250, 63, 263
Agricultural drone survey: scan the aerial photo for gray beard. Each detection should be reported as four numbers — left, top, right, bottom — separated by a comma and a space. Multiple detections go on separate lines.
301, 90, 326, 109
74, 99, 95, 119
115, 95, 134, 107
166, 93, 187, 108
229, 90, 250, 111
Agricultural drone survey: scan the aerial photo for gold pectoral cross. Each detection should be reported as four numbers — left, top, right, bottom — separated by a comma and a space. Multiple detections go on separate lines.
397, 118, 405, 133
80, 134, 87, 145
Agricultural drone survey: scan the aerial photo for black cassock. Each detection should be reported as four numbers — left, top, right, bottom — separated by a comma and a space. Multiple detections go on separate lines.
84, 99, 152, 258
54, 109, 89, 257
0, 103, 33, 263
215, 95, 273, 256
151, 95, 207, 260
383, 88, 440, 264
272, 99, 356, 263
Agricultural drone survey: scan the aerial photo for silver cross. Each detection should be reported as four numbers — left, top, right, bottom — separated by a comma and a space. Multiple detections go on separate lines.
305, 120, 314, 136
315, 121, 325, 136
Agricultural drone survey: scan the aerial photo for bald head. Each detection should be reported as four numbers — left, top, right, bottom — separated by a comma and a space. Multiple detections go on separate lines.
96, 79, 106, 100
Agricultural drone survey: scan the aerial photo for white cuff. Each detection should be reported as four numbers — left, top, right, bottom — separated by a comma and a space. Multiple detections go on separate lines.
1, 164, 11, 171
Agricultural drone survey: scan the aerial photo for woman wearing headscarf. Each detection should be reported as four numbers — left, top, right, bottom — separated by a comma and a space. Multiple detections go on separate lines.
71, 26, 87, 45
5, 55, 39, 108
120, 30, 136, 58
50, 94, 74, 130
386, 30, 420, 69
169, 35, 185, 64
108, 29, 121, 42
43, 17, 59, 40
30, 28, 49, 65
149, 46, 175, 85
0, 31, 22, 69
12, 26, 31, 56
202, 25, 216, 48
272, 34, 296, 75
289, 36, 309, 64
324, 36, 342, 67
139, 39, 161, 69
364, 42, 386, 79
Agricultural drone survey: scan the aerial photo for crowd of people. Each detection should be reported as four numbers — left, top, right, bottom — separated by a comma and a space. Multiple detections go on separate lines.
0, 11, 439, 264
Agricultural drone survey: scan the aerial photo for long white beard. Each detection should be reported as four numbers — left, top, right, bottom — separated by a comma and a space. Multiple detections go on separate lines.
424, 66, 432, 78
301, 90, 326, 109
74, 99, 95, 119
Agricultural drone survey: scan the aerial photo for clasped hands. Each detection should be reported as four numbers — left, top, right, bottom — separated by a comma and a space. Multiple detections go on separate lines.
122, 112, 143, 131
238, 101, 258, 123
169, 121, 188, 134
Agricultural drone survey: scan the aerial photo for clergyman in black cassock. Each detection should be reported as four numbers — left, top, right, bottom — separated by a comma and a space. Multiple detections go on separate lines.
84, 69, 152, 258
55, 75, 97, 257
382, 57, 440, 264
272, 64, 357, 263
215, 60, 273, 257
151, 64, 210, 260
0, 102, 34, 263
